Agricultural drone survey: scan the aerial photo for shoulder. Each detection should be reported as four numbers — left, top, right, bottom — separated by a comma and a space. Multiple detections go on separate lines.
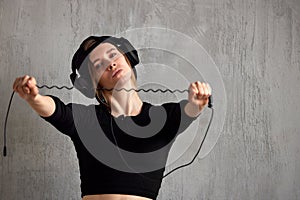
47, 95, 103, 115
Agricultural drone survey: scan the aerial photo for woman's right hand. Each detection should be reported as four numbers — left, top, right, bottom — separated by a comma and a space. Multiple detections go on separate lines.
13, 75, 39, 102
12, 75, 55, 117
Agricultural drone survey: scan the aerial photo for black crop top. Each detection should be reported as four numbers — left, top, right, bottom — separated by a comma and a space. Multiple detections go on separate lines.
42, 96, 197, 199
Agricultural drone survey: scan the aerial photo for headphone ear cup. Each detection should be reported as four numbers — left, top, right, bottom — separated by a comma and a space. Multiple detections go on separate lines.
73, 76, 95, 98
125, 49, 139, 67
119, 37, 139, 67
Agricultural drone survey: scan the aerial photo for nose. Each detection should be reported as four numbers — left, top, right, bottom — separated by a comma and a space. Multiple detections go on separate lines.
108, 62, 116, 70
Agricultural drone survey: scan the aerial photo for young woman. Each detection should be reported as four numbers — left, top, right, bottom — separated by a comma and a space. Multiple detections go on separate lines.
13, 36, 211, 200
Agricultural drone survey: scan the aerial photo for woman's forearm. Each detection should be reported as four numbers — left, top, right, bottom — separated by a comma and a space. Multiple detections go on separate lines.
184, 102, 204, 118
26, 94, 55, 117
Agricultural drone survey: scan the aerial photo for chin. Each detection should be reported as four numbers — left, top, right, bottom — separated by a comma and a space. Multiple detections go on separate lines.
113, 71, 133, 89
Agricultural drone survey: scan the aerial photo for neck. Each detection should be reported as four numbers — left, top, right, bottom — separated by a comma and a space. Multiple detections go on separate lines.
104, 82, 143, 117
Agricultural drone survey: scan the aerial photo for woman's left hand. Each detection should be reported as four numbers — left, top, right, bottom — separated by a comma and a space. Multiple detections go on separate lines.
188, 81, 212, 112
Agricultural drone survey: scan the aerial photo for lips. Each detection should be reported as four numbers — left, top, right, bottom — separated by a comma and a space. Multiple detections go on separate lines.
112, 69, 123, 78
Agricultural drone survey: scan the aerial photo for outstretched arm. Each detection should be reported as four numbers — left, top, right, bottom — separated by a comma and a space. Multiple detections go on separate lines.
13, 75, 55, 117
184, 81, 212, 118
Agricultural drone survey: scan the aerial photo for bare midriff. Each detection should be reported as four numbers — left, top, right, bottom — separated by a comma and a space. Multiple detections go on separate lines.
82, 194, 152, 200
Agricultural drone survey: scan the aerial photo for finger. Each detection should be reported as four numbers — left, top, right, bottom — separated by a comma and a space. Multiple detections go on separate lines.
21, 75, 30, 86
15, 77, 25, 93
16, 77, 23, 90
26, 76, 36, 88
189, 82, 197, 95
27, 77, 39, 95
13, 77, 21, 91
203, 82, 209, 96
196, 81, 204, 96
198, 82, 211, 97
188, 83, 198, 100
20, 75, 31, 94
199, 82, 208, 96
30, 76, 36, 85
18, 76, 25, 87
30, 85, 39, 96
22, 85, 29, 94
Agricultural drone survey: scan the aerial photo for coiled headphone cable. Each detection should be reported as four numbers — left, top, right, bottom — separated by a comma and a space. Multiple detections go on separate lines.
3, 84, 213, 178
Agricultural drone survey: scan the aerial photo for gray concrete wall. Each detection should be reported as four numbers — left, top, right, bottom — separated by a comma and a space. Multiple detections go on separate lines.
1, 0, 300, 199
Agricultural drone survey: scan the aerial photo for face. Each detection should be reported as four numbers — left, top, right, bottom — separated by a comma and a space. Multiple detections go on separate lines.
88, 42, 133, 90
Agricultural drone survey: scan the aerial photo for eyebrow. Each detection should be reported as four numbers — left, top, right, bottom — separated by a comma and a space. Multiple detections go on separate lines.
92, 47, 117, 65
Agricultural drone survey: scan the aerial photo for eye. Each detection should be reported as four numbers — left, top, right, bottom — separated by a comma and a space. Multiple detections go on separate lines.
95, 63, 103, 69
109, 52, 117, 58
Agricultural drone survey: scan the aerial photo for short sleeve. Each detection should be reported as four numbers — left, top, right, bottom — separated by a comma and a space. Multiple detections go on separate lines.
161, 99, 198, 139
41, 95, 76, 137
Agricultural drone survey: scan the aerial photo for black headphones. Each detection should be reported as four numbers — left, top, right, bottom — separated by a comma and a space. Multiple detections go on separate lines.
70, 36, 139, 99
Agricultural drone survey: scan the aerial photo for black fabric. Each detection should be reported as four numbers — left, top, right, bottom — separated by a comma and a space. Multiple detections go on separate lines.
41, 96, 197, 199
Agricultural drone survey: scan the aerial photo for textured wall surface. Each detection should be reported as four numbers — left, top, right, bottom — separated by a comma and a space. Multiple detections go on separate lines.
1, 0, 300, 199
